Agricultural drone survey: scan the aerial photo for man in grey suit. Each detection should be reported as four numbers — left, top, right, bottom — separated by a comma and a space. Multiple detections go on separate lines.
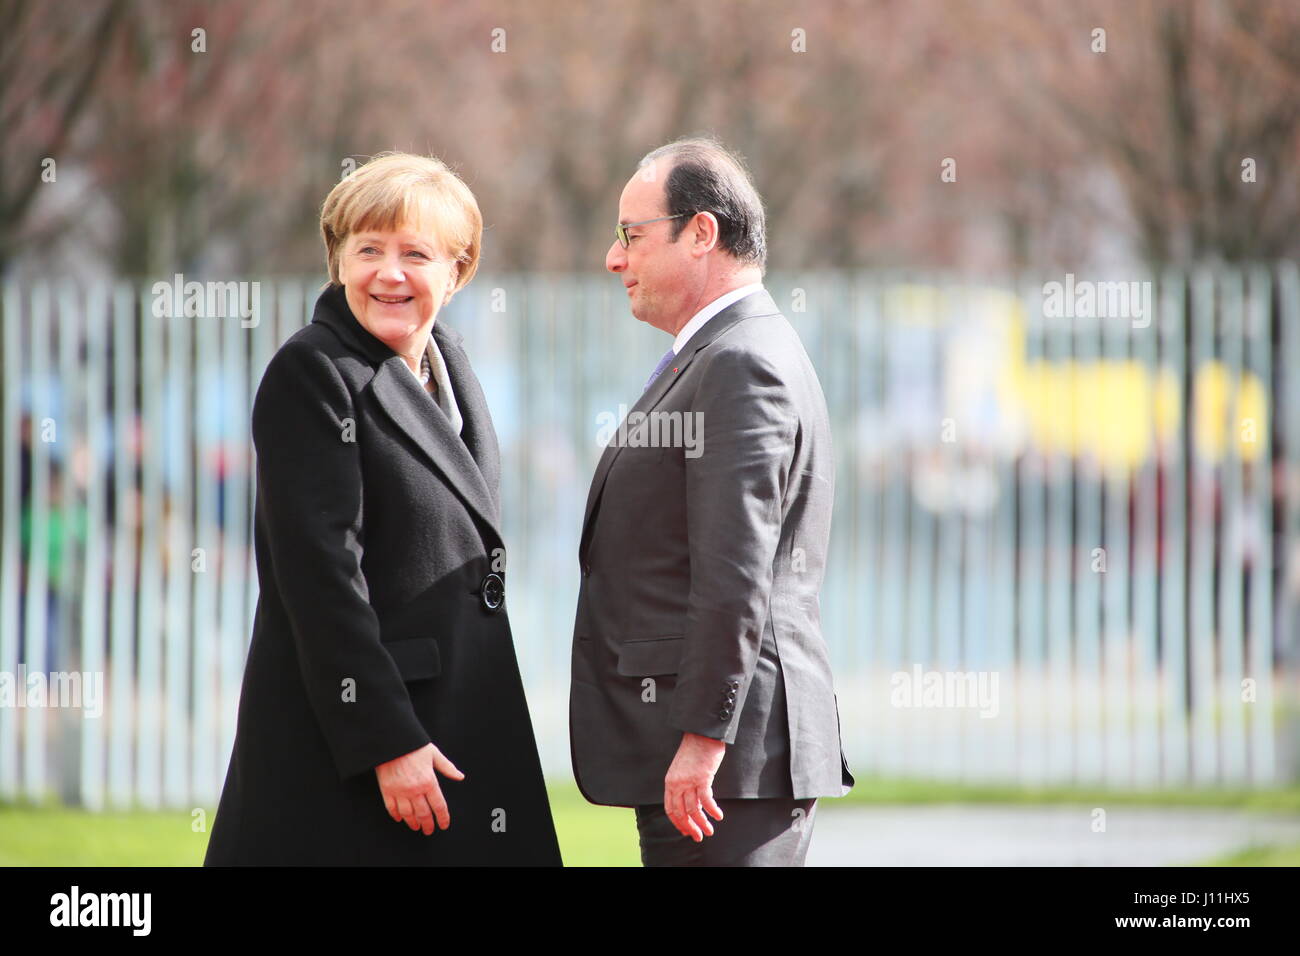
570, 137, 853, 866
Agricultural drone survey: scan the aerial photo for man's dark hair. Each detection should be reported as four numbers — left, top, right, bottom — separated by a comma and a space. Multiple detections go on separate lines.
639, 137, 767, 270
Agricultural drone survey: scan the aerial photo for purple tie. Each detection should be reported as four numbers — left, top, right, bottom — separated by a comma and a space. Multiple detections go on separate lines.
644, 348, 676, 392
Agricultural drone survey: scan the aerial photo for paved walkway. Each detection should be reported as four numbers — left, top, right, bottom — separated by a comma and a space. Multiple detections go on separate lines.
807, 805, 1300, 866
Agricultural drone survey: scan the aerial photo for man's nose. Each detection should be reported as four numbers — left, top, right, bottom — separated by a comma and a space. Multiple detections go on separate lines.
606, 241, 626, 273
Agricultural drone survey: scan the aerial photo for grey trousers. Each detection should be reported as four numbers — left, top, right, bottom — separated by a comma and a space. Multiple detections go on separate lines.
634, 798, 817, 867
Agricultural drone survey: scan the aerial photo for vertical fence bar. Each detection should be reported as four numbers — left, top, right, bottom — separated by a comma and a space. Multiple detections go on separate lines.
896, 291, 923, 777
162, 307, 192, 804
540, 276, 563, 733
551, 274, 573, 762
1274, 263, 1300, 782
1158, 270, 1190, 784
1073, 307, 1103, 784
935, 281, 962, 779
1046, 297, 1074, 784
108, 283, 137, 807
990, 286, 1019, 781
972, 284, 999, 779
834, 274, 858, 756
516, 274, 536, 650
0, 281, 21, 801
136, 283, 164, 807
854, 273, 883, 777
1245, 266, 1275, 783
23, 282, 52, 800
1017, 278, 1045, 784
953, 283, 989, 780
1218, 270, 1247, 783
1102, 294, 1133, 787
1188, 269, 1218, 783
190, 308, 219, 801
216, 285, 266, 771
539, 277, 561, 683
54, 282, 84, 803
242, 277, 277, 669
832, 273, 860, 728
1132, 271, 1161, 788
79, 284, 109, 808
911, 287, 938, 777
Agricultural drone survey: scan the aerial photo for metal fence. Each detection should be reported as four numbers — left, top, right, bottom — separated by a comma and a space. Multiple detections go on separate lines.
1, 267, 1297, 809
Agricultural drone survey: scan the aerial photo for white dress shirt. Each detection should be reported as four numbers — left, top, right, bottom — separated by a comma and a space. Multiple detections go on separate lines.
671, 282, 765, 355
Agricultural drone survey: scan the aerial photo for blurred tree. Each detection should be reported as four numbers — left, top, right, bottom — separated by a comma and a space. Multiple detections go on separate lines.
4, 0, 1298, 277
953, 0, 1300, 268
87, 0, 331, 277
0, 0, 127, 276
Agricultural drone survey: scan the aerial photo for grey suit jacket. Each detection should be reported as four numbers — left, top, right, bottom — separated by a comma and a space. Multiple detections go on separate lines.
570, 289, 854, 806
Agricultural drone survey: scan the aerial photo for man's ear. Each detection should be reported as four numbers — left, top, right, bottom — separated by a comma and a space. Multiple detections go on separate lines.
692, 212, 721, 257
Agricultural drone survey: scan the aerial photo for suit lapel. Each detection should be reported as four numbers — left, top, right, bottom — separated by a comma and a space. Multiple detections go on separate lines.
578, 344, 695, 542
578, 289, 781, 558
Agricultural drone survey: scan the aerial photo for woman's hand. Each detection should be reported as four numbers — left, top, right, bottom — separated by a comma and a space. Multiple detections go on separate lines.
375, 743, 465, 835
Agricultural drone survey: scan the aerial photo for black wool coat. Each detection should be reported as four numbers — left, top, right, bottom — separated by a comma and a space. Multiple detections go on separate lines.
204, 284, 562, 866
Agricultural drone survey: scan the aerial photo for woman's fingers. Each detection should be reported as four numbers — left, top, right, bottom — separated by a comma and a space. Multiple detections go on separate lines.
429, 745, 465, 782
423, 779, 451, 831
388, 788, 445, 834
396, 796, 418, 830
411, 793, 437, 835
383, 791, 402, 824
422, 745, 457, 830
375, 742, 461, 833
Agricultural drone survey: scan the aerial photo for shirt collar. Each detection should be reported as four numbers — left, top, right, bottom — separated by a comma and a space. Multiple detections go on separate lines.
671, 282, 765, 355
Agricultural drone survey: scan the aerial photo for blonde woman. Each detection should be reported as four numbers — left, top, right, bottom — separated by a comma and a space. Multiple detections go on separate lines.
205, 153, 561, 865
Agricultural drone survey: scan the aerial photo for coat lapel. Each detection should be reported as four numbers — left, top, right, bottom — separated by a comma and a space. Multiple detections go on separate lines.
310, 285, 501, 539
433, 322, 501, 521
369, 360, 501, 538
578, 289, 781, 559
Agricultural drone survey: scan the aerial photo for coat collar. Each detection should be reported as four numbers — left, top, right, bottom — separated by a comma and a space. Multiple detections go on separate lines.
310, 284, 501, 540
311, 283, 465, 359
578, 288, 780, 556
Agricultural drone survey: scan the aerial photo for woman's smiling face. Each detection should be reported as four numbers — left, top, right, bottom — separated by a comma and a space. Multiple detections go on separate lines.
338, 224, 458, 352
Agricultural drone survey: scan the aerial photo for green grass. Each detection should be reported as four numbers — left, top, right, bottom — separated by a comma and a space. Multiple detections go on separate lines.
1199, 843, 1300, 866
0, 804, 206, 866
5, 778, 1299, 866
833, 776, 1300, 812
550, 785, 640, 866
0, 782, 641, 867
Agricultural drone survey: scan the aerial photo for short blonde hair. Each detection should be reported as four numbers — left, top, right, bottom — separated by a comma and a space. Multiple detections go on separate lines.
320, 151, 482, 291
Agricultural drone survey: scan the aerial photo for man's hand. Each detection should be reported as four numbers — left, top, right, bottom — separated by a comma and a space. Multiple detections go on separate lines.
375, 742, 464, 835
664, 732, 726, 841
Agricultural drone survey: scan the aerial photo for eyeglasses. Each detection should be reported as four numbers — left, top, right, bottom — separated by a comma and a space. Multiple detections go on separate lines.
615, 213, 691, 249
